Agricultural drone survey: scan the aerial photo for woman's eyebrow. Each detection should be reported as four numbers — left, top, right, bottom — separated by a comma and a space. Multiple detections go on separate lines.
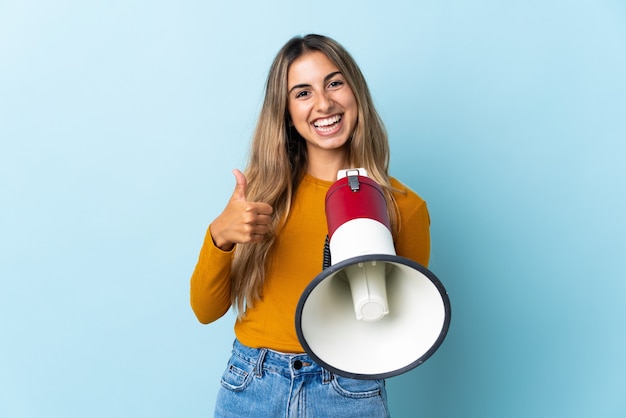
324, 71, 343, 83
288, 71, 343, 94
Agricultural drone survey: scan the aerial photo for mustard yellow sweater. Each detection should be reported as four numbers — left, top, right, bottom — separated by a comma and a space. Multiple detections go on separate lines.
190, 174, 431, 353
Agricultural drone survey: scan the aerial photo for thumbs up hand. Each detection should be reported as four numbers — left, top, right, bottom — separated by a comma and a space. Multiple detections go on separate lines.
209, 169, 274, 251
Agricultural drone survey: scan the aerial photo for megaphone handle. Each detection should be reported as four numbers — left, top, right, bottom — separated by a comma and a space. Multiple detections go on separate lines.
322, 235, 331, 270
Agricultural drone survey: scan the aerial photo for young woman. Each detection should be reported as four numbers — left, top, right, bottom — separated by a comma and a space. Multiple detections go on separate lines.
190, 34, 431, 417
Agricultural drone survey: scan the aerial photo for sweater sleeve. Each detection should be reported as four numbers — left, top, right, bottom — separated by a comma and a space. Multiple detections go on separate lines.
189, 224, 234, 324
395, 199, 431, 267
391, 179, 431, 268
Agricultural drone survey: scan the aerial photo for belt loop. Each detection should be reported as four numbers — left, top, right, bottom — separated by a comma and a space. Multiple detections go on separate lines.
322, 368, 333, 384
255, 348, 268, 377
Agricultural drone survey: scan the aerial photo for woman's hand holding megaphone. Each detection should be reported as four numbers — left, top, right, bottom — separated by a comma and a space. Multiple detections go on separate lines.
209, 169, 274, 251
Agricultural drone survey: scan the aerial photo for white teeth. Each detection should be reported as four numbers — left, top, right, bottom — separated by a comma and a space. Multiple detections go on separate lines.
313, 115, 341, 128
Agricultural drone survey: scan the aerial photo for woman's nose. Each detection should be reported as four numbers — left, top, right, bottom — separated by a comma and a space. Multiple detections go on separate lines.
316, 92, 334, 113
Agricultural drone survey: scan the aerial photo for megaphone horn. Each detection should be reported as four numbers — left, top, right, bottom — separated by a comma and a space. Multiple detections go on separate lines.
295, 168, 451, 380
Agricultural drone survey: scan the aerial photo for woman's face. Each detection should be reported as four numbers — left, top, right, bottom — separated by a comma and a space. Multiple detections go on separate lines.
287, 51, 358, 160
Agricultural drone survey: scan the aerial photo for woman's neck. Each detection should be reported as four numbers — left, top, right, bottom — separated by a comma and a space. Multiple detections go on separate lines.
306, 157, 350, 181
305, 146, 350, 182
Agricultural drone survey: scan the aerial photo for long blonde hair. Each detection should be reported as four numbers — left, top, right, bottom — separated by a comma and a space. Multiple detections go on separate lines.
231, 34, 399, 316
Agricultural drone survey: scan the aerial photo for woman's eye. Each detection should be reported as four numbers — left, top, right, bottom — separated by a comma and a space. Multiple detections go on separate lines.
295, 90, 310, 99
328, 80, 343, 88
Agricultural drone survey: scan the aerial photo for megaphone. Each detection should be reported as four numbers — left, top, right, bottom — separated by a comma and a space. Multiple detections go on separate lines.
295, 168, 451, 380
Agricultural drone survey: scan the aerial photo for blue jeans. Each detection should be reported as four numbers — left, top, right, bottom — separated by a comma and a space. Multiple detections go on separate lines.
214, 340, 390, 417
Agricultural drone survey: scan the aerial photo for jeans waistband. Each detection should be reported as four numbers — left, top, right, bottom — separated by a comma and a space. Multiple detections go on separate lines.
232, 339, 332, 382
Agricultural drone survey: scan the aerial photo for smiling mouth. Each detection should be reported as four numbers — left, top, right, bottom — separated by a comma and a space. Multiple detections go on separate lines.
312, 114, 342, 133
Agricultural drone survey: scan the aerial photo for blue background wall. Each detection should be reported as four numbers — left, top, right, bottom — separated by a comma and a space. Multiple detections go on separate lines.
1, 1, 624, 417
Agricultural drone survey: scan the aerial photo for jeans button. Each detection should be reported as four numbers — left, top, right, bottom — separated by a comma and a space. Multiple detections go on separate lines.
293, 360, 303, 370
